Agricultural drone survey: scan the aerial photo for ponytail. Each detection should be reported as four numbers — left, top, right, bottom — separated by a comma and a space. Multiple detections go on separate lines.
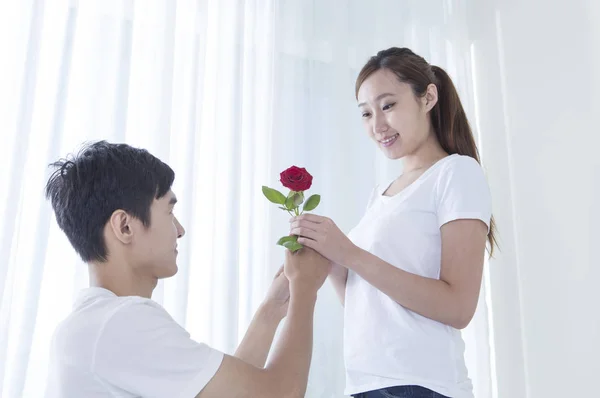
430, 65, 479, 160
431, 65, 497, 256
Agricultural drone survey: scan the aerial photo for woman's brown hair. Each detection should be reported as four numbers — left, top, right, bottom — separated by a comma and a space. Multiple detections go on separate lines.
356, 47, 497, 255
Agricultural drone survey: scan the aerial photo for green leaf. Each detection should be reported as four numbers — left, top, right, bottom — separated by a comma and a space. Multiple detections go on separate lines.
276, 235, 297, 246
277, 235, 303, 252
262, 186, 286, 205
283, 240, 303, 252
284, 195, 295, 210
302, 194, 321, 212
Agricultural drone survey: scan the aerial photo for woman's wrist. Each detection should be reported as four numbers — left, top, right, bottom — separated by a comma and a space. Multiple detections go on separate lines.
342, 245, 366, 270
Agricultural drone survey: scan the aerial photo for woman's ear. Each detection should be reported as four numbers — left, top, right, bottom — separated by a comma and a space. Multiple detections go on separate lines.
424, 83, 439, 112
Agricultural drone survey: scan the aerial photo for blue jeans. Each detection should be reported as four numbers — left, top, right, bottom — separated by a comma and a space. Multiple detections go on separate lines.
353, 385, 451, 398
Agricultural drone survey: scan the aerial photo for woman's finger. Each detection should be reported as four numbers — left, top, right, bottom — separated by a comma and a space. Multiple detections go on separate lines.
290, 219, 320, 233
290, 227, 321, 241
297, 236, 318, 250
290, 213, 326, 224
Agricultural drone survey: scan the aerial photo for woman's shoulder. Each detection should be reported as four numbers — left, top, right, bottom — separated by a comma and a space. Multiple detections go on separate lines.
435, 154, 486, 181
435, 154, 490, 198
442, 153, 482, 170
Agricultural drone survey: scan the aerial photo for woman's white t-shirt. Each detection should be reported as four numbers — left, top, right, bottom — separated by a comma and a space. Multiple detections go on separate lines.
344, 154, 492, 398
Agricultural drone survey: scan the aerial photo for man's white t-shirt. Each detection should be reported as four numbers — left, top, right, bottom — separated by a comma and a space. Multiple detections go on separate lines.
344, 154, 492, 398
44, 287, 224, 398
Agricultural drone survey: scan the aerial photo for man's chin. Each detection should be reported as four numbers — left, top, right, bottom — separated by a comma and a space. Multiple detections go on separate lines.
158, 264, 179, 279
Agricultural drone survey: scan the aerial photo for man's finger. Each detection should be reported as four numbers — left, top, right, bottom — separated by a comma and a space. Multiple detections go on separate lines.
274, 264, 284, 279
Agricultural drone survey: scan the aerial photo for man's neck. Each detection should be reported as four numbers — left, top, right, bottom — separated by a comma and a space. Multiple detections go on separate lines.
88, 261, 157, 299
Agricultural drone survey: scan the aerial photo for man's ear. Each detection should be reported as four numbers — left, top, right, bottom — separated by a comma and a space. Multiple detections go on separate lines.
108, 210, 134, 244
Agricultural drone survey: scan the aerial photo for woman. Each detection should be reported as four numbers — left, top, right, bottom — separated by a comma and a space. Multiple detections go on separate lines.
289, 47, 497, 398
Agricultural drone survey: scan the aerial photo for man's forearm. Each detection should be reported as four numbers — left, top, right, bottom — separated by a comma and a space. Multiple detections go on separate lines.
265, 283, 318, 397
234, 304, 282, 368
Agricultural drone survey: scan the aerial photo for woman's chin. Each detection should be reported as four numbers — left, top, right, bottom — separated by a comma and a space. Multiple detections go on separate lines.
377, 140, 404, 160
380, 147, 404, 160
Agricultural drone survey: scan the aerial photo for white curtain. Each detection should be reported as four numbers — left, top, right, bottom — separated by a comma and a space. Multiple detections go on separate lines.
0, 1, 495, 397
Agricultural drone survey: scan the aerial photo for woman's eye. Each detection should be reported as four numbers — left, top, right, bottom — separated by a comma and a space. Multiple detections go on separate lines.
361, 112, 371, 118
382, 103, 396, 111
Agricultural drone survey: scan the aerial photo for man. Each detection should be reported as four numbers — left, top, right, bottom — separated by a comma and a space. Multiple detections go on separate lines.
44, 141, 331, 398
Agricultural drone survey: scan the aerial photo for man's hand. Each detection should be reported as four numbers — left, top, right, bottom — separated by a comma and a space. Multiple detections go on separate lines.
284, 247, 331, 291
262, 266, 290, 321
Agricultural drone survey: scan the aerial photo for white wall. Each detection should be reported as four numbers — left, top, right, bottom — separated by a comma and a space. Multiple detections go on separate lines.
474, 0, 600, 397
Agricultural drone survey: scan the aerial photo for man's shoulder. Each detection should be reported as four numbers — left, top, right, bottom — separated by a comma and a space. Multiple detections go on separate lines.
52, 289, 167, 360
47, 290, 209, 398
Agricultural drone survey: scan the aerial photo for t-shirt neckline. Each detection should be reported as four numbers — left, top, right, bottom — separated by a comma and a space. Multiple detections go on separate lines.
73, 287, 116, 309
378, 154, 458, 201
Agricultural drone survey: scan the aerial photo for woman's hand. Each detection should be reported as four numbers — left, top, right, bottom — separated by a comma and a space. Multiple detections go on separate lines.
289, 214, 360, 267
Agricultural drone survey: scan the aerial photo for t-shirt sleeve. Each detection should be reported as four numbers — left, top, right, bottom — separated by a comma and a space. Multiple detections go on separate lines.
435, 156, 492, 231
93, 300, 224, 398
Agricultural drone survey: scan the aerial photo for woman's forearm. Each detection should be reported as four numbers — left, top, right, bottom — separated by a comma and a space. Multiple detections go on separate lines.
328, 263, 348, 306
346, 248, 477, 329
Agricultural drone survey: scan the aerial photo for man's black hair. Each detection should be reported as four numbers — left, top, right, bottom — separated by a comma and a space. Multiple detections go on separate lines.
45, 141, 175, 262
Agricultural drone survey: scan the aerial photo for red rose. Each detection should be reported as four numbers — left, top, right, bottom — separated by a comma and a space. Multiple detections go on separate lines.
280, 166, 313, 192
